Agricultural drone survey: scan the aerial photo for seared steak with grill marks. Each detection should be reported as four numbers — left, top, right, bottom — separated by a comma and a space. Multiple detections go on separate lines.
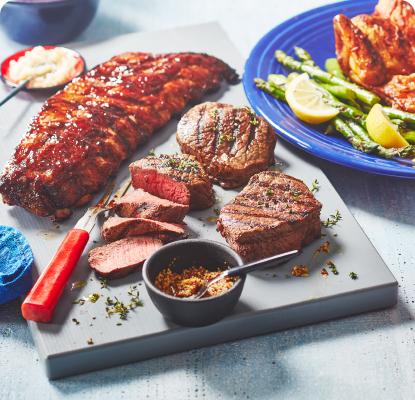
177, 102, 277, 188
113, 188, 189, 223
130, 154, 215, 209
0, 52, 237, 220
88, 236, 163, 279
217, 171, 322, 262
101, 216, 184, 242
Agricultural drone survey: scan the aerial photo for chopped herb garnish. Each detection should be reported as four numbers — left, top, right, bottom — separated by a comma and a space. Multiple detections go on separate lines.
266, 188, 273, 196
257, 200, 263, 205
285, 274, 290, 278
87, 338, 93, 345
178, 161, 198, 171
99, 276, 108, 289
349, 272, 358, 280
333, 233, 338, 237
285, 203, 291, 208
116, 323, 122, 326
149, 149, 156, 156
282, 195, 286, 201
72, 318, 79, 325
287, 209, 292, 214
198, 217, 204, 221
87, 293, 100, 303
210, 126, 217, 131
219, 134, 235, 144
72, 298, 85, 305
105, 297, 114, 306
213, 207, 220, 215
311, 179, 319, 193
168, 158, 179, 165
321, 210, 342, 227
327, 261, 338, 275
272, 274, 276, 277
290, 190, 302, 199
182, 233, 190, 239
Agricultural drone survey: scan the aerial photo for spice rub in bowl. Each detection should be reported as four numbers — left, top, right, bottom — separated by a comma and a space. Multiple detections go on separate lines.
155, 265, 236, 298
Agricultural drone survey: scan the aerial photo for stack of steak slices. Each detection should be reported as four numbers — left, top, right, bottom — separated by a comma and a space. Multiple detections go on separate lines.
217, 171, 322, 262
89, 153, 214, 279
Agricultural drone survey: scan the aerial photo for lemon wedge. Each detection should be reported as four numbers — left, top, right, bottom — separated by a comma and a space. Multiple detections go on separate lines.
285, 73, 339, 124
366, 104, 409, 149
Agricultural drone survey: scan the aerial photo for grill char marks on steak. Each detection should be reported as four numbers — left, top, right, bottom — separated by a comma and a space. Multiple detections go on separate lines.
217, 171, 322, 262
101, 216, 184, 243
113, 188, 189, 223
0, 53, 238, 220
177, 102, 277, 188
129, 154, 215, 209
88, 236, 163, 279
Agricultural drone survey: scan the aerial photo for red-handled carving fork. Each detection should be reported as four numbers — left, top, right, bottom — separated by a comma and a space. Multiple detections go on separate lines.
21, 178, 131, 323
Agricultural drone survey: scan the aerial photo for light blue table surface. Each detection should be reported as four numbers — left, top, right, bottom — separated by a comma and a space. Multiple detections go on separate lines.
1, 0, 414, 398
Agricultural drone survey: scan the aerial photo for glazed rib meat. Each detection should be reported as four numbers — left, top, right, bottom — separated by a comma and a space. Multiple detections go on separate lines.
0, 52, 238, 220
177, 102, 276, 188
217, 171, 322, 262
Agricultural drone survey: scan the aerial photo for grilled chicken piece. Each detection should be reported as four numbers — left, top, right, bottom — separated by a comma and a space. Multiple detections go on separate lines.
351, 14, 415, 76
177, 102, 276, 189
0, 52, 238, 220
217, 171, 322, 262
370, 73, 415, 112
333, 14, 387, 86
374, 0, 415, 47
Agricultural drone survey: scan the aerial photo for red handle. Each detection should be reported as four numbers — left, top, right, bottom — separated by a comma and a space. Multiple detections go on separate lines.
21, 229, 89, 323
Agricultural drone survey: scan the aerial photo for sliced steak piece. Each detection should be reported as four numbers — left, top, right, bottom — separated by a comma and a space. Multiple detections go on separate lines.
113, 188, 189, 223
101, 216, 185, 242
217, 171, 322, 262
129, 154, 215, 210
88, 236, 163, 279
176, 102, 277, 188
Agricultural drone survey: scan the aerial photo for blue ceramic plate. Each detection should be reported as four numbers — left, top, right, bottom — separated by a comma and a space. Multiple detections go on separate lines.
243, 0, 415, 178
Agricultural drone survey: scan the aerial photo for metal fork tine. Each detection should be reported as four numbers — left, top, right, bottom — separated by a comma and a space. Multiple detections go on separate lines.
95, 176, 117, 207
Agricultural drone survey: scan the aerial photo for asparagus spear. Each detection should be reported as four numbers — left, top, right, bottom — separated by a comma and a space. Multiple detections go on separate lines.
325, 58, 347, 80
294, 46, 316, 66
268, 74, 288, 89
318, 83, 356, 100
383, 107, 415, 126
254, 78, 287, 102
275, 50, 380, 106
336, 117, 415, 158
400, 130, 415, 144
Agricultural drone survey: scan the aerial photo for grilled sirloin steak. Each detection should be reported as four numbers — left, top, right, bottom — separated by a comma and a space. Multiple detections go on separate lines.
177, 102, 277, 188
0, 52, 237, 221
130, 154, 215, 209
101, 216, 184, 242
217, 171, 322, 262
88, 236, 163, 279
113, 188, 189, 223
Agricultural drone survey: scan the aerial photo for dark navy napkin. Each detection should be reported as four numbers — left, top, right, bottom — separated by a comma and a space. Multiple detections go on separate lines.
0, 226, 33, 305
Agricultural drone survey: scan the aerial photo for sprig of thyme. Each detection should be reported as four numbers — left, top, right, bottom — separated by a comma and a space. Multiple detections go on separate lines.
106, 286, 143, 319
290, 190, 302, 199
311, 179, 319, 193
149, 149, 156, 156
349, 272, 358, 280
99, 276, 108, 289
178, 161, 198, 171
72, 298, 85, 305
321, 210, 342, 227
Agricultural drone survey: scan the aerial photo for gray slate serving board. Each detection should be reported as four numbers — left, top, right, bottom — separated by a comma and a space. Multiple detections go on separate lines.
0, 23, 397, 380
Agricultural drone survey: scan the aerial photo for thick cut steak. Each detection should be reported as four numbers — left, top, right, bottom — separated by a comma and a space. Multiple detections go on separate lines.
113, 188, 189, 223
217, 171, 322, 262
88, 236, 163, 279
129, 154, 215, 209
0, 52, 237, 220
101, 216, 184, 242
177, 102, 277, 188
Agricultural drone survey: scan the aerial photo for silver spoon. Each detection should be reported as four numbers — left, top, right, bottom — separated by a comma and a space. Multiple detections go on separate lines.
190, 249, 299, 299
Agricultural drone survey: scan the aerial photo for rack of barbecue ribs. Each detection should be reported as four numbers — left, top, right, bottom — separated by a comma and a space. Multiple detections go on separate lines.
0, 52, 238, 220
333, 0, 415, 112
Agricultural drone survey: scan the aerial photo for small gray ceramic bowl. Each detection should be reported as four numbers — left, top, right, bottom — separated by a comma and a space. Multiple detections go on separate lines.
142, 239, 245, 327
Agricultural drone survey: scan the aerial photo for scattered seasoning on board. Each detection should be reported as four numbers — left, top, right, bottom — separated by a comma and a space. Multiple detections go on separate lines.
155, 266, 235, 298
212, 207, 220, 215
198, 217, 204, 221
327, 261, 338, 274
314, 241, 330, 257
321, 268, 328, 276
349, 272, 358, 280
72, 298, 85, 305
285, 274, 290, 278
333, 233, 338, 237
99, 276, 108, 289
116, 323, 122, 326
207, 216, 217, 223
292, 266, 309, 277
72, 318, 79, 325
182, 233, 190, 239
106, 285, 143, 319
87, 338, 93, 345
71, 280, 87, 290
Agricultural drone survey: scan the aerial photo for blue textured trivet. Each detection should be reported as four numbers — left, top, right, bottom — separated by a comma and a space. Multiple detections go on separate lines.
0, 225, 33, 305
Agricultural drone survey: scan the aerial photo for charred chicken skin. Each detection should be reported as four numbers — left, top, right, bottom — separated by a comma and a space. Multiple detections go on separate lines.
334, 0, 415, 112
0, 52, 238, 220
